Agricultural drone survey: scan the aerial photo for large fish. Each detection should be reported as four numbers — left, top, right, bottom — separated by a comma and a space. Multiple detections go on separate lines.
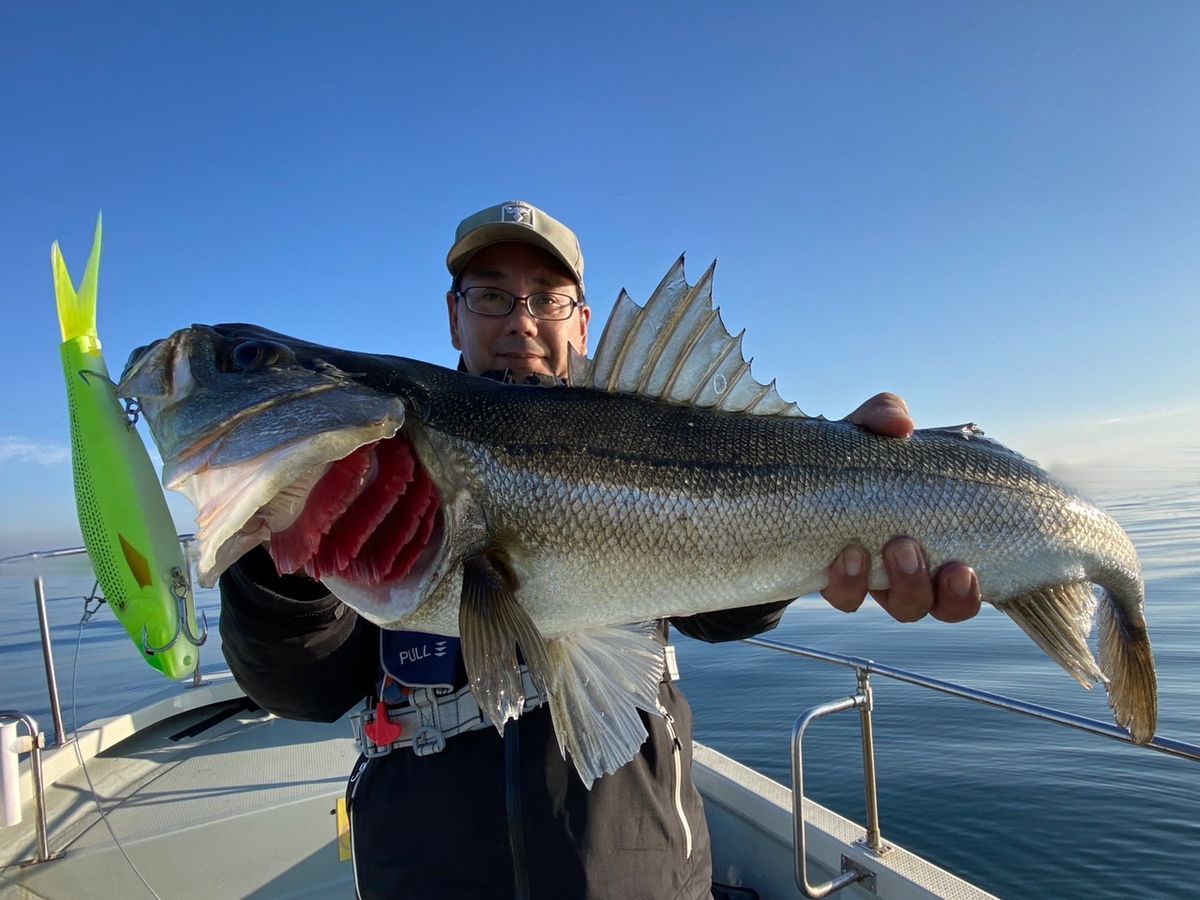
117, 258, 1156, 785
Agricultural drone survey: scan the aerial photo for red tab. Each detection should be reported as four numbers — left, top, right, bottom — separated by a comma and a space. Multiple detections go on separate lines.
362, 700, 402, 747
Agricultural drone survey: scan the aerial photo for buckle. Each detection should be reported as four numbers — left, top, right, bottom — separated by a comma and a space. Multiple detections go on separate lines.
412, 726, 447, 756
351, 706, 397, 758
409, 687, 447, 755
351, 672, 552, 759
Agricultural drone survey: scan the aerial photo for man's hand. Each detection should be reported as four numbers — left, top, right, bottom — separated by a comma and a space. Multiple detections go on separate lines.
820, 393, 982, 624
844, 391, 915, 438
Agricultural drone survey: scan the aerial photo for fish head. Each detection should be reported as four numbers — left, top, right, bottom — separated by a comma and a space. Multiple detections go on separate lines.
116, 324, 450, 609
121, 324, 369, 463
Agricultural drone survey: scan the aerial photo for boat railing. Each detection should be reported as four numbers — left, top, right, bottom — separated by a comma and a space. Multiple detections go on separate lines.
0, 534, 193, 566
6, 546, 1200, 889
0, 536, 204, 748
1, 536, 204, 866
742, 635, 1200, 898
0, 711, 50, 863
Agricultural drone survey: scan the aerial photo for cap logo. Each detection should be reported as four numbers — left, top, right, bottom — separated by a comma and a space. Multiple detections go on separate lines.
501, 203, 533, 225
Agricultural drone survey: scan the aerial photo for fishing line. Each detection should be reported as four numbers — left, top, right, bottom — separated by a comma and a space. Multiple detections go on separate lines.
70, 587, 164, 900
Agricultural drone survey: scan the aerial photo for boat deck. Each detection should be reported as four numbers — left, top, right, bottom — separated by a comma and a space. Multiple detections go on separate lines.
2, 677, 356, 898
2, 675, 993, 899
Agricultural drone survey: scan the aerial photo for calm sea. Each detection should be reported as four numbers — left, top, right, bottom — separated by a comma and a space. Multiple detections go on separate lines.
2, 469, 1197, 899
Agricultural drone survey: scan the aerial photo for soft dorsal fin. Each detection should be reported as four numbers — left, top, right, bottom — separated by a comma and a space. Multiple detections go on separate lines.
569, 256, 806, 417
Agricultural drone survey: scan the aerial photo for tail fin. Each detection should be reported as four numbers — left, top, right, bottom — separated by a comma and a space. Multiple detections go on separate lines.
1097, 589, 1157, 743
999, 580, 1158, 743
53, 213, 103, 346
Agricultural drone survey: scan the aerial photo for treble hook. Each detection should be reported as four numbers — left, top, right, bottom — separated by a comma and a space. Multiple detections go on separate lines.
141, 566, 208, 656
80, 581, 106, 624
77, 368, 141, 428
181, 606, 209, 646
76, 368, 115, 389
122, 397, 143, 427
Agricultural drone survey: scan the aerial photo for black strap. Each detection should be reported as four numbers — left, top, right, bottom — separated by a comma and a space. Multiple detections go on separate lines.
504, 720, 531, 900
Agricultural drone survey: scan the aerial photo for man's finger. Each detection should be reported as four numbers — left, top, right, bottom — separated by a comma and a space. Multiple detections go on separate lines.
875, 537, 933, 622
820, 547, 869, 613
845, 392, 914, 439
930, 564, 982, 623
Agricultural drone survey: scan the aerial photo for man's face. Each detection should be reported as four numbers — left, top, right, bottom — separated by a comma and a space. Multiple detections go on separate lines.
447, 242, 590, 379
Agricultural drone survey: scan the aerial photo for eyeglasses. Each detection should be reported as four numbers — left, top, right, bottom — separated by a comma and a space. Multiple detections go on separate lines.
455, 286, 583, 321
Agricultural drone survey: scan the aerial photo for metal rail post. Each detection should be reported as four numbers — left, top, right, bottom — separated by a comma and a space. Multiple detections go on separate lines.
33, 578, 68, 748
0, 711, 52, 864
856, 669, 883, 854
791, 694, 871, 898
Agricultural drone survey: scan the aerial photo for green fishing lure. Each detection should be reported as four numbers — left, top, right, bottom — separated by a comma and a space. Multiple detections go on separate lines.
53, 216, 205, 679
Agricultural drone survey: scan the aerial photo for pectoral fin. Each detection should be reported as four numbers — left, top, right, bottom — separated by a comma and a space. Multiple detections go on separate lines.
545, 622, 666, 788
458, 554, 552, 732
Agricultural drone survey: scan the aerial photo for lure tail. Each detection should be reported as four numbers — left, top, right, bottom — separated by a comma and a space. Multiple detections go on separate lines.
54, 216, 206, 679
53, 213, 103, 347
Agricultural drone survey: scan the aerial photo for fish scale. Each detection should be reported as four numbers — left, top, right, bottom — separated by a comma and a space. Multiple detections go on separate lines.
445, 424, 1115, 626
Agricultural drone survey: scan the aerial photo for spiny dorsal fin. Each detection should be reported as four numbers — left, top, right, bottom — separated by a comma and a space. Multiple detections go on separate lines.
570, 255, 805, 417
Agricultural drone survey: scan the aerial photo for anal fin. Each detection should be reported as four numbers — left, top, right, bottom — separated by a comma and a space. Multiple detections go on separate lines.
997, 582, 1105, 689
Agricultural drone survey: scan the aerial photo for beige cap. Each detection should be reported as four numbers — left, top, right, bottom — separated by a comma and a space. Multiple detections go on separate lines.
447, 200, 585, 291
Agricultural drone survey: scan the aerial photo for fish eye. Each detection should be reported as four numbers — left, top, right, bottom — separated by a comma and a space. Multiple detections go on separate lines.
225, 340, 284, 373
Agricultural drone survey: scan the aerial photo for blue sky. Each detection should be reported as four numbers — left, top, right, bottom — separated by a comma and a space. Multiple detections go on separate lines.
1, 3, 1197, 554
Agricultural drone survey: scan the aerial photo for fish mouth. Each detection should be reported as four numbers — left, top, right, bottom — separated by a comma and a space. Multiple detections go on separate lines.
262, 434, 444, 589
180, 409, 409, 585
186, 427, 447, 600
161, 382, 347, 487
120, 325, 431, 589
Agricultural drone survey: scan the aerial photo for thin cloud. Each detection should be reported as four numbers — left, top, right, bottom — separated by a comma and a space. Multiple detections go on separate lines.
1090, 406, 1195, 429
0, 436, 71, 466
1012, 403, 1200, 495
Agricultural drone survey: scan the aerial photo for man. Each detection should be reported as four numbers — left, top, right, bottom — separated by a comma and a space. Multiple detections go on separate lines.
220, 200, 980, 899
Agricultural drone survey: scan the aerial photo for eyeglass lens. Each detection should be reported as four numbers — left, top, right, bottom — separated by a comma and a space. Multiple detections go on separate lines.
462, 287, 576, 320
